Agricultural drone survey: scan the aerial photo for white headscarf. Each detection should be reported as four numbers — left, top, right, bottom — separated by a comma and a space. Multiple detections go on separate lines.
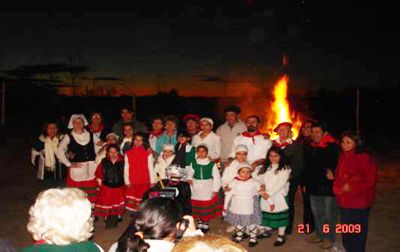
67, 114, 89, 129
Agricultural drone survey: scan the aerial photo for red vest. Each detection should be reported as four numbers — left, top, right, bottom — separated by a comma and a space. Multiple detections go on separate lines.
126, 146, 151, 184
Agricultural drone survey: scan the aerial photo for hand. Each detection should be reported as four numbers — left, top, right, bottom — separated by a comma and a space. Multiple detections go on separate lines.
262, 192, 270, 200
127, 184, 133, 189
270, 204, 275, 212
96, 141, 105, 146
187, 180, 193, 185
343, 183, 351, 192
70, 162, 83, 169
181, 215, 197, 232
260, 185, 266, 191
326, 169, 334, 180
251, 162, 258, 172
222, 208, 228, 216
224, 186, 232, 192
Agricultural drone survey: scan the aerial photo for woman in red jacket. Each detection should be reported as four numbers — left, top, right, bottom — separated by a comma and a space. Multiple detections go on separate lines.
333, 131, 377, 252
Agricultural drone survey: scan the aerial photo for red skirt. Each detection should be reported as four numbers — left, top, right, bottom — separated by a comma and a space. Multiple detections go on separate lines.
66, 176, 98, 204
191, 194, 223, 222
94, 185, 126, 217
125, 182, 150, 211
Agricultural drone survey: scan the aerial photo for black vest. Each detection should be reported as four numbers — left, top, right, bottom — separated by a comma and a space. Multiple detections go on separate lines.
68, 132, 96, 162
102, 158, 125, 188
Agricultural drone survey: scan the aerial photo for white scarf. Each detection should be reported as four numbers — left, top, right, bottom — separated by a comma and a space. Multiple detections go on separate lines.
44, 136, 59, 169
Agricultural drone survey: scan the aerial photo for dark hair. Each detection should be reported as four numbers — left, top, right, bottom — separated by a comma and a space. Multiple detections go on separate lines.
150, 115, 165, 125
90, 111, 102, 118
41, 121, 58, 137
196, 145, 209, 153
311, 121, 328, 133
176, 128, 191, 139
296, 119, 315, 142
258, 146, 289, 175
164, 115, 179, 126
117, 198, 184, 252
134, 132, 150, 150
340, 131, 365, 154
246, 115, 261, 124
223, 105, 241, 115
122, 123, 136, 137
121, 107, 135, 113
106, 143, 120, 153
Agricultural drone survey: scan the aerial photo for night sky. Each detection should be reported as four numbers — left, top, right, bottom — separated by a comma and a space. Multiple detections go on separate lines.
1, 2, 397, 97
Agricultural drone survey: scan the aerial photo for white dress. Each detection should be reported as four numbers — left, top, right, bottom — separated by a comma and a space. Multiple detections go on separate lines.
224, 178, 261, 215
188, 157, 221, 201
191, 131, 221, 160
221, 160, 243, 188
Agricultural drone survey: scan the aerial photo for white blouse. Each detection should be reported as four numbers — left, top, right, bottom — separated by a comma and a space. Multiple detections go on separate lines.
191, 131, 221, 160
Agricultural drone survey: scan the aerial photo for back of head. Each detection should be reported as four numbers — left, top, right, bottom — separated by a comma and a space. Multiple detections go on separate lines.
172, 234, 247, 252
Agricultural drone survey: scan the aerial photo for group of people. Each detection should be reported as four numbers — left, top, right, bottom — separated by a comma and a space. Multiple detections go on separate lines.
28, 105, 377, 252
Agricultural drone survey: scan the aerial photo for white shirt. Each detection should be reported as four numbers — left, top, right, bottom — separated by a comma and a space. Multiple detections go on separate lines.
216, 120, 247, 161
224, 178, 262, 215
230, 134, 272, 164
221, 160, 243, 188
192, 131, 221, 160
188, 157, 221, 201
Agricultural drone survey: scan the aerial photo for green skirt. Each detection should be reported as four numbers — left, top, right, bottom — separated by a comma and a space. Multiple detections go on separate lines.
261, 195, 289, 228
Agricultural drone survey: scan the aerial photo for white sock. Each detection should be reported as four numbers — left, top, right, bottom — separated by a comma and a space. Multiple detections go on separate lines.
248, 225, 257, 241
235, 225, 244, 240
277, 227, 286, 241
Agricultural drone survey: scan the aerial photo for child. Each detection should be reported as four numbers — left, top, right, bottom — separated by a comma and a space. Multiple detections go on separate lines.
172, 130, 196, 170
223, 162, 263, 247
94, 144, 125, 228
221, 144, 248, 190
154, 144, 176, 180
95, 133, 119, 166
120, 123, 135, 155
257, 146, 291, 247
124, 133, 156, 211
143, 164, 192, 215
188, 143, 222, 233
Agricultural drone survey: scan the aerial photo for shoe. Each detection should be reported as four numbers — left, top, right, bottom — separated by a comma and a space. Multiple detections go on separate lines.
93, 216, 98, 222
319, 239, 332, 249
248, 239, 258, 247
306, 234, 323, 244
117, 215, 123, 222
257, 230, 272, 240
226, 225, 236, 233
197, 220, 203, 229
232, 233, 249, 239
201, 227, 210, 234
273, 236, 286, 247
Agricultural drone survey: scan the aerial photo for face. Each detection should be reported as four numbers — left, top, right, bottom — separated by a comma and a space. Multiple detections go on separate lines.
108, 147, 119, 159
123, 125, 134, 138
47, 123, 58, 138
165, 120, 177, 133
73, 118, 84, 132
277, 126, 291, 140
235, 151, 248, 162
133, 135, 144, 147
269, 151, 281, 164
200, 121, 212, 133
196, 147, 208, 159
152, 119, 163, 132
163, 150, 174, 158
238, 168, 251, 180
341, 136, 356, 151
186, 119, 199, 132
302, 122, 312, 137
226, 112, 238, 125
178, 135, 189, 145
107, 136, 117, 145
121, 109, 133, 122
246, 117, 259, 132
91, 113, 102, 125
311, 127, 326, 144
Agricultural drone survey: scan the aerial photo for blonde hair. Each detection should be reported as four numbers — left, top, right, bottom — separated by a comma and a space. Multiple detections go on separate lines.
172, 234, 247, 252
26, 188, 94, 245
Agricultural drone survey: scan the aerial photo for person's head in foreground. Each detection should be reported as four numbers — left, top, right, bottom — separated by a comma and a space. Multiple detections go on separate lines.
25, 188, 96, 247
116, 197, 196, 252
172, 234, 247, 252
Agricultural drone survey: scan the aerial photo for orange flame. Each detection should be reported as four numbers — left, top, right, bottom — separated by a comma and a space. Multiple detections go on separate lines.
264, 75, 302, 140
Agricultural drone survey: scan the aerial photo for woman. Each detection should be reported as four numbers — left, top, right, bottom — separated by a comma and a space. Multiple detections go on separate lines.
108, 197, 203, 252
155, 115, 179, 155
333, 131, 377, 252
57, 114, 101, 205
20, 188, 104, 252
295, 120, 315, 145
191, 118, 221, 161
88, 111, 109, 143
31, 121, 66, 187
149, 115, 165, 152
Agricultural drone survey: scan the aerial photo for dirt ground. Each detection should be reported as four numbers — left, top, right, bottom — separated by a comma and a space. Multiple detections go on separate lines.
1, 135, 399, 252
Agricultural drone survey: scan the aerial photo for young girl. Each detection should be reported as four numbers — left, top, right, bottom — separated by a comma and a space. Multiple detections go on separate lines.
154, 144, 176, 180
223, 163, 263, 247
191, 118, 221, 161
120, 123, 135, 155
94, 144, 125, 228
257, 146, 291, 247
172, 130, 195, 170
95, 133, 119, 166
187, 143, 222, 233
124, 133, 156, 211
221, 145, 248, 190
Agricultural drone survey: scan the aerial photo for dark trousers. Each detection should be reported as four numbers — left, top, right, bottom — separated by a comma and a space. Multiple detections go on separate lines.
340, 207, 371, 252
310, 195, 338, 242
286, 179, 315, 234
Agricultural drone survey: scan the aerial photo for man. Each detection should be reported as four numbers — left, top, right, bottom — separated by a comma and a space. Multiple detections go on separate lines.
183, 114, 201, 138
272, 122, 305, 235
112, 107, 148, 137
216, 106, 247, 166
304, 122, 340, 250
229, 115, 272, 173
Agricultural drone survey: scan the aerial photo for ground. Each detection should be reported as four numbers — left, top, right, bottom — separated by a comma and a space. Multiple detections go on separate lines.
1, 134, 399, 252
